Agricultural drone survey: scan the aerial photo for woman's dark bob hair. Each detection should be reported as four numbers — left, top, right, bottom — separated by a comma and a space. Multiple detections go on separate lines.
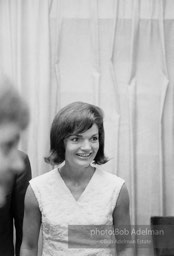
45, 101, 108, 165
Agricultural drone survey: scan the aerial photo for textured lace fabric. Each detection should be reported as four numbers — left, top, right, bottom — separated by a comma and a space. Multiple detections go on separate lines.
30, 168, 125, 256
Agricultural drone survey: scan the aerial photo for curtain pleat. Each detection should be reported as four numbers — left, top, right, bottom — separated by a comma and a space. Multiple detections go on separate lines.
158, 0, 169, 215
89, 0, 100, 106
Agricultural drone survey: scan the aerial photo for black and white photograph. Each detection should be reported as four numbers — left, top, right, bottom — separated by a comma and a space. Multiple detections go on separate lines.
0, 1, 174, 256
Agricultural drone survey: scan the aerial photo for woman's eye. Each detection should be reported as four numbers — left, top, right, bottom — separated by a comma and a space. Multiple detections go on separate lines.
71, 137, 79, 142
91, 136, 98, 142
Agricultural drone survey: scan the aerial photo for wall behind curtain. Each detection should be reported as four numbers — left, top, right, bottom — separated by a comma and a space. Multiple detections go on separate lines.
0, 0, 174, 255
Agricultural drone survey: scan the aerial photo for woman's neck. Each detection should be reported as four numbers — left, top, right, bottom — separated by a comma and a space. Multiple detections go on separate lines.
60, 163, 95, 183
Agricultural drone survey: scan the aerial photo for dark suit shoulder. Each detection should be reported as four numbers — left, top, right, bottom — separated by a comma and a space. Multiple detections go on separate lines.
16, 150, 32, 181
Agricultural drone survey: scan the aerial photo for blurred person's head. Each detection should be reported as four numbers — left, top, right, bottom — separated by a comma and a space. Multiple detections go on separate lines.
0, 76, 29, 177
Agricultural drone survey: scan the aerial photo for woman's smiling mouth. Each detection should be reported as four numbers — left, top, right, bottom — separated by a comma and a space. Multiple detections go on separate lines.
76, 153, 92, 158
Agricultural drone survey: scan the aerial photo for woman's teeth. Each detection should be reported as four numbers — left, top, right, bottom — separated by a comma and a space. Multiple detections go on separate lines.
76, 153, 91, 157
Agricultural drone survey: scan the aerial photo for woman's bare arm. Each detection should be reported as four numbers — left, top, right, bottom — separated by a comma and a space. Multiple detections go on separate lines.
20, 185, 41, 256
113, 184, 134, 256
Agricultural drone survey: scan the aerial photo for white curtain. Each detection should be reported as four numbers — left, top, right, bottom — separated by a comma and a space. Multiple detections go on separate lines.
0, 0, 174, 255
0, 0, 52, 177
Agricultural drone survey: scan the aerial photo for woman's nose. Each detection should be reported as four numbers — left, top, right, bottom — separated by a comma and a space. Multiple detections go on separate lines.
80, 139, 91, 150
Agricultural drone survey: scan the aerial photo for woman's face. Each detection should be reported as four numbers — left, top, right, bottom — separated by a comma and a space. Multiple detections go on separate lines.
64, 124, 99, 169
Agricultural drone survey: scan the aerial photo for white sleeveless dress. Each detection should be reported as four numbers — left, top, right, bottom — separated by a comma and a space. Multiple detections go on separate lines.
30, 167, 125, 256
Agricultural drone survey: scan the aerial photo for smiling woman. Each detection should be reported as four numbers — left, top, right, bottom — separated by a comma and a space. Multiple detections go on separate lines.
20, 102, 133, 256
63, 124, 99, 169
45, 101, 108, 166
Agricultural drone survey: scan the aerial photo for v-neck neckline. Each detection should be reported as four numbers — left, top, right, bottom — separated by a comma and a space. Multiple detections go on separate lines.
56, 167, 97, 203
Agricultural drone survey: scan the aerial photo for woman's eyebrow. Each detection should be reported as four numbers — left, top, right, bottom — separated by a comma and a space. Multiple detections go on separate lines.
70, 134, 82, 137
90, 133, 99, 137
74, 133, 99, 137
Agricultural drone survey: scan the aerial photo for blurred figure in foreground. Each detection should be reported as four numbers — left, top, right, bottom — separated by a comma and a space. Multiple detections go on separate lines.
0, 76, 31, 256
0, 151, 32, 256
